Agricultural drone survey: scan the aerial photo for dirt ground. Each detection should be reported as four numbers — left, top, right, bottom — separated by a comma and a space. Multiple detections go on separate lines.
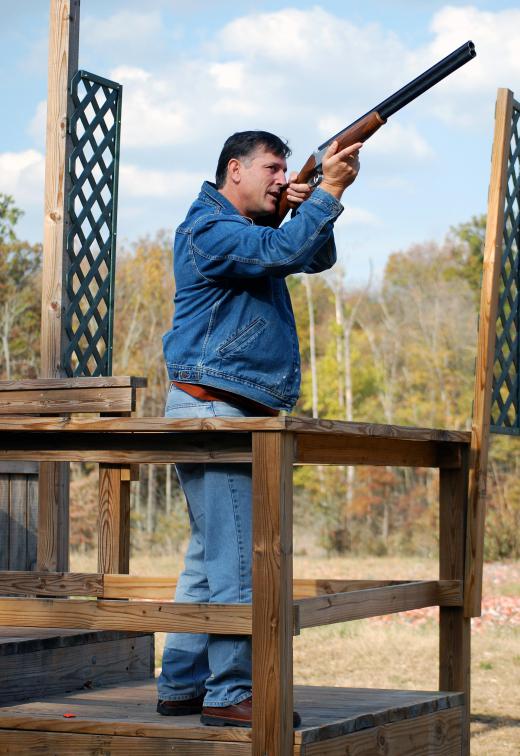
72, 552, 519, 753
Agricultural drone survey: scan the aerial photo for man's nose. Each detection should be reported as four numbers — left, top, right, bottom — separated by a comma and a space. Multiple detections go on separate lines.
275, 169, 286, 185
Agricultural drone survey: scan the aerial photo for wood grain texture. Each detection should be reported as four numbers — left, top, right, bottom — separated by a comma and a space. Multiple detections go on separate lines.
98, 465, 130, 574
37, 459, 69, 571
40, 0, 78, 378
0, 732, 252, 755
0, 681, 463, 748
0, 476, 8, 570
300, 708, 462, 755
297, 581, 462, 629
0, 377, 146, 390
7, 475, 27, 570
0, 387, 136, 414
0, 461, 39, 474
293, 578, 412, 599
0, 635, 153, 704
295, 433, 462, 469
465, 88, 515, 618
252, 431, 294, 756
0, 597, 252, 634
0, 414, 471, 442
439, 449, 471, 756
0, 571, 103, 597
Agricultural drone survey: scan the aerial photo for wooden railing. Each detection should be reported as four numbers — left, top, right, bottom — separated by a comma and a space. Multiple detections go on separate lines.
0, 402, 473, 756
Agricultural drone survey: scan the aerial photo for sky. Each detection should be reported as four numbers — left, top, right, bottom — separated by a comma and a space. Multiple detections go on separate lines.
1, 1, 520, 282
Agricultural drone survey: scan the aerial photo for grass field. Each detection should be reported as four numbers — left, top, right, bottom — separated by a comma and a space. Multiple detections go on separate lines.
72, 551, 519, 754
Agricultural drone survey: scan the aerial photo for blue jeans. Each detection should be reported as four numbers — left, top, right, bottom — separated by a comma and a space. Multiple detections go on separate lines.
157, 385, 258, 707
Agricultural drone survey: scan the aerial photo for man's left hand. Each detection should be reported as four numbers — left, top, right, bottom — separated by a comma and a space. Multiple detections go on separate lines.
286, 172, 313, 208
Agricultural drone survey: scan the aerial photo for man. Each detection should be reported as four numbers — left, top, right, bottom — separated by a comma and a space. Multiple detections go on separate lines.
158, 131, 361, 727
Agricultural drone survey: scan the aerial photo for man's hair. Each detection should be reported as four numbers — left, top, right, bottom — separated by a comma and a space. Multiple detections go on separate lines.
215, 131, 291, 189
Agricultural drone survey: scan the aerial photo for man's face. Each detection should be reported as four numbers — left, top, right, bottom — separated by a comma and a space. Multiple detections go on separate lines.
232, 147, 288, 218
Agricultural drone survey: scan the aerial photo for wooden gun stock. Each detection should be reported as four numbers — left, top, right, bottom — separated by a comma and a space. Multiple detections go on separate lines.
275, 111, 385, 224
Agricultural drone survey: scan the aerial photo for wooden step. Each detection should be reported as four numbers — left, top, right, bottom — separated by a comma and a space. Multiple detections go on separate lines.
0, 627, 153, 704
0, 680, 464, 754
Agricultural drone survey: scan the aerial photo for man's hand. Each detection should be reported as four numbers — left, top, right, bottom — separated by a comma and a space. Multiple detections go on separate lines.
286, 172, 313, 209
320, 141, 362, 200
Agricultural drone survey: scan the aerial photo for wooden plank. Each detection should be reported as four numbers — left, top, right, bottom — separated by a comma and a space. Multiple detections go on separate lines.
0, 571, 103, 597
8, 474, 27, 570
0, 634, 153, 704
27, 474, 38, 571
0, 431, 252, 465
300, 708, 462, 755
466, 88, 515, 618
0, 386, 136, 414
0, 415, 471, 444
98, 465, 130, 574
439, 449, 471, 756
294, 578, 422, 599
0, 475, 9, 570
285, 416, 470, 443
40, 0, 79, 377
0, 376, 146, 390
297, 581, 462, 629
104, 574, 177, 599
252, 431, 294, 756
295, 433, 461, 468
0, 461, 39, 474
0, 731, 252, 754
0, 597, 252, 634
37, 459, 69, 571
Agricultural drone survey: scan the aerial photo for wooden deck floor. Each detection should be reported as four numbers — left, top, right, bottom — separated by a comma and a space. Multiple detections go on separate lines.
0, 680, 464, 755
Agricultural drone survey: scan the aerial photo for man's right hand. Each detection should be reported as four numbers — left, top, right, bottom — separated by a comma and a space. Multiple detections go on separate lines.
320, 141, 362, 200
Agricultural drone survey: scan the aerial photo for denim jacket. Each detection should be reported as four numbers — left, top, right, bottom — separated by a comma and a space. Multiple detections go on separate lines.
162, 181, 343, 410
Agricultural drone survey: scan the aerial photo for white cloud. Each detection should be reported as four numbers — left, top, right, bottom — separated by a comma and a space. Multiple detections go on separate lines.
337, 205, 380, 227
119, 164, 204, 199
0, 150, 45, 207
369, 122, 434, 160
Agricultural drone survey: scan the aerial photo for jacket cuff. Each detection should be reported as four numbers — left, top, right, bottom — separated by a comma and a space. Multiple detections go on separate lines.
308, 187, 344, 218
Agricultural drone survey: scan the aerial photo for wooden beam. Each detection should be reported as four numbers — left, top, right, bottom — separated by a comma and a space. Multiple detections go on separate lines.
295, 433, 462, 468
252, 431, 294, 756
293, 578, 420, 599
37, 459, 69, 571
440, 450, 471, 756
465, 88, 515, 618
0, 431, 252, 465
0, 377, 147, 390
98, 465, 130, 574
0, 597, 252, 634
0, 415, 471, 443
0, 387, 136, 414
296, 581, 462, 629
0, 733, 252, 755
40, 0, 79, 375
0, 570, 103, 597
38, 0, 81, 573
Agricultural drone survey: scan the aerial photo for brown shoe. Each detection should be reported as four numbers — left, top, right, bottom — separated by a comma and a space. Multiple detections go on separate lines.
201, 696, 301, 728
157, 692, 205, 716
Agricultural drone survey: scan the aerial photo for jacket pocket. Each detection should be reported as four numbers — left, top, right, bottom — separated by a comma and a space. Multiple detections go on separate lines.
217, 317, 268, 358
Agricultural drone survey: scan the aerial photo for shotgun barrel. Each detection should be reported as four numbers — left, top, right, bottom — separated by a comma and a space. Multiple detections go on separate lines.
317, 41, 476, 152
272, 41, 476, 225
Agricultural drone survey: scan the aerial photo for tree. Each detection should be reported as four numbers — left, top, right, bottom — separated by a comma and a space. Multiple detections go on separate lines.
0, 194, 41, 379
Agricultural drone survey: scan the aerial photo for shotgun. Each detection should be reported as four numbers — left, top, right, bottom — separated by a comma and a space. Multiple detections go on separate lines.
276, 40, 476, 225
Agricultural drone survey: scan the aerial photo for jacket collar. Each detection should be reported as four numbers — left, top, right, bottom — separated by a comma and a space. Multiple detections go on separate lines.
200, 181, 240, 215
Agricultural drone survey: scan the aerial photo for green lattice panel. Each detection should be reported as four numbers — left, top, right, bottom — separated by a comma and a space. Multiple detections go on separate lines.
63, 71, 122, 377
491, 101, 520, 434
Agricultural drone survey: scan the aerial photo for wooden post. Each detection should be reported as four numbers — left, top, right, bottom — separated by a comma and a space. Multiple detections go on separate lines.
465, 88, 514, 617
439, 447, 471, 755
98, 465, 130, 574
252, 431, 294, 756
37, 0, 80, 572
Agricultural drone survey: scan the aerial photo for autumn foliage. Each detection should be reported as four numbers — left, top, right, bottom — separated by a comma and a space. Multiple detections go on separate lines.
1, 195, 518, 559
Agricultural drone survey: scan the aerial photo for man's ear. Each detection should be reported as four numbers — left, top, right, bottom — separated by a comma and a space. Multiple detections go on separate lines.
227, 158, 241, 185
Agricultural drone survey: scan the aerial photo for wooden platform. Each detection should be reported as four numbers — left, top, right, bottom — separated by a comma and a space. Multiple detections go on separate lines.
0, 680, 464, 755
